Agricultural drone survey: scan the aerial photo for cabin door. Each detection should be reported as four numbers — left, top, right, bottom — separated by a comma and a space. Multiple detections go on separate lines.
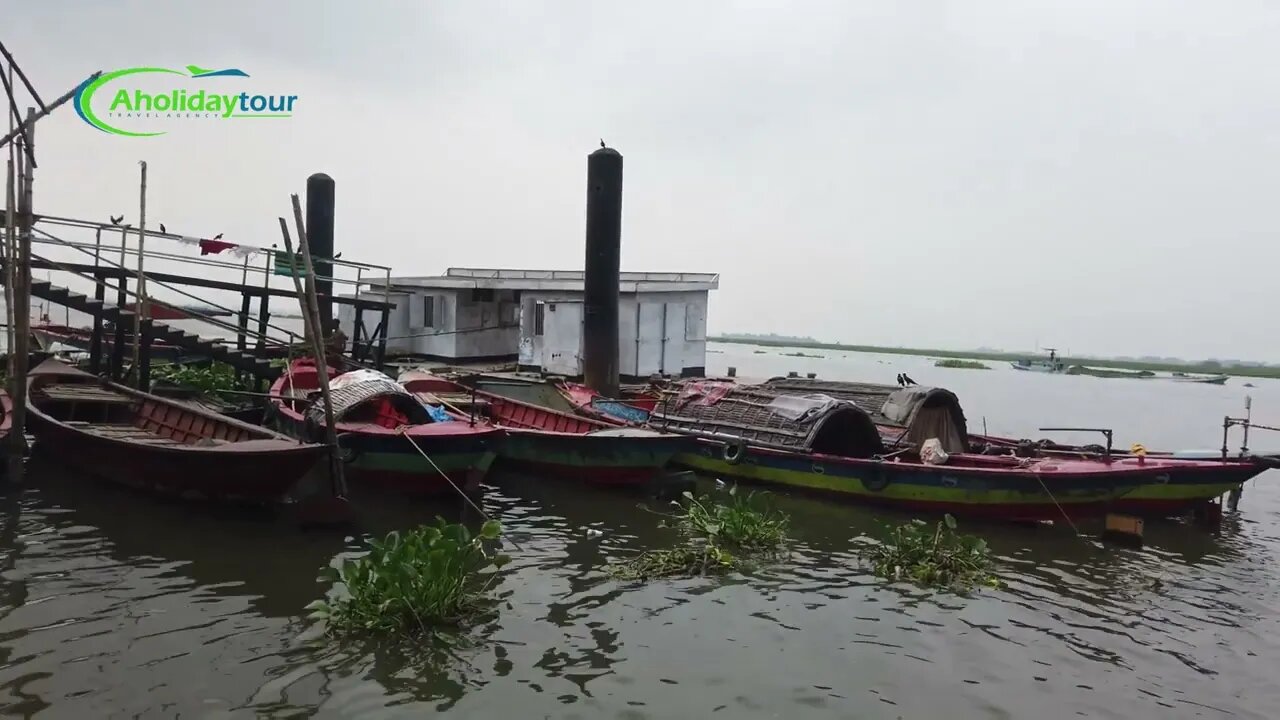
636, 303, 664, 376
542, 301, 583, 376
661, 303, 685, 374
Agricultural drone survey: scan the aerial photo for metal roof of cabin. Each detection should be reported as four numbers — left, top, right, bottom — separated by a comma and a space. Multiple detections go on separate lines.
364, 267, 720, 293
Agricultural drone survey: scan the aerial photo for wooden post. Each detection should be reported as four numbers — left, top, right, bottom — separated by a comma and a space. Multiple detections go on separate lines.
255, 252, 272, 351
89, 269, 105, 373
112, 227, 127, 380
376, 307, 389, 369
280, 198, 346, 500
89, 227, 104, 374
110, 274, 127, 380
8, 108, 35, 468
4, 157, 16, 475
4, 159, 15, 387
137, 320, 152, 391
131, 161, 146, 387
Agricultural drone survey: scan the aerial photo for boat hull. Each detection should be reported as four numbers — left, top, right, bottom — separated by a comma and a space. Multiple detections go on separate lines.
270, 411, 498, 496
27, 406, 322, 504
497, 429, 689, 485
402, 372, 684, 486
1106, 462, 1261, 516
673, 442, 1153, 521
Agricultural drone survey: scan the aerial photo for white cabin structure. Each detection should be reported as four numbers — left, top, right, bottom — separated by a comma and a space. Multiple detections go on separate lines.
338, 267, 719, 378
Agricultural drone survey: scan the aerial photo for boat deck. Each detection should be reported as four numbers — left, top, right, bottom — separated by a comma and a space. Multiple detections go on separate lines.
63, 420, 196, 446
38, 384, 135, 405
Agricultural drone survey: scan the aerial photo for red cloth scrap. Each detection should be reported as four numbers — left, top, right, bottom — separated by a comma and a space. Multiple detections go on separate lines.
199, 239, 237, 255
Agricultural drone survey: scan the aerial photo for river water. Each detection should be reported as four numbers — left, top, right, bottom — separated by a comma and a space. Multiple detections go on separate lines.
1, 341, 1278, 718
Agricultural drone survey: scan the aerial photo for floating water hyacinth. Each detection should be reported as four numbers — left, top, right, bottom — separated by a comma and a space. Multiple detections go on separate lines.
609, 485, 789, 581
306, 518, 509, 636
870, 514, 999, 592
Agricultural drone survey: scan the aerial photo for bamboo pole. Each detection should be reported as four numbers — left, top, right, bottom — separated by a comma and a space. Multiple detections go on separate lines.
0, 72, 100, 151
131, 161, 146, 387
3, 63, 14, 371
9, 108, 35, 467
279, 200, 346, 499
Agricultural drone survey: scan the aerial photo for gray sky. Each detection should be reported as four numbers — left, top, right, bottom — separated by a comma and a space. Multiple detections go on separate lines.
8, 1, 1280, 360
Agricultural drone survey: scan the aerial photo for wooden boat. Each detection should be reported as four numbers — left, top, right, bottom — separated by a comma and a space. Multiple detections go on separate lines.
756, 376, 1276, 518
401, 370, 690, 486
268, 360, 502, 495
566, 377, 1267, 521
762, 377, 1273, 518
1169, 372, 1229, 385
1065, 365, 1155, 379
1010, 349, 1066, 373
24, 358, 326, 504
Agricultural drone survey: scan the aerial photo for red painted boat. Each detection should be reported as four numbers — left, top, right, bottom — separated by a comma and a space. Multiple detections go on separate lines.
25, 358, 327, 505
401, 371, 690, 486
268, 360, 502, 495
557, 379, 1270, 520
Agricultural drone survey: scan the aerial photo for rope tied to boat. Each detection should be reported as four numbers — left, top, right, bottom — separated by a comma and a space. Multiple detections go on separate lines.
1031, 473, 1084, 537
395, 426, 523, 551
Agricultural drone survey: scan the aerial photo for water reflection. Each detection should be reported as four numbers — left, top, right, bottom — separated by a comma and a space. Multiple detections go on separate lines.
0, 450, 1274, 716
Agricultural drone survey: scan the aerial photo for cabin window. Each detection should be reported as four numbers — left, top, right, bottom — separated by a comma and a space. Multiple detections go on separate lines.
423, 296, 434, 328
534, 302, 545, 336
472, 288, 494, 303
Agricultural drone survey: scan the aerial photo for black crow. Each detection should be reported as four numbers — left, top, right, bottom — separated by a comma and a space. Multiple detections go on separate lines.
896, 373, 905, 387
903, 374, 917, 386
213, 232, 223, 240
109, 215, 123, 225
159, 223, 166, 234
600, 138, 606, 148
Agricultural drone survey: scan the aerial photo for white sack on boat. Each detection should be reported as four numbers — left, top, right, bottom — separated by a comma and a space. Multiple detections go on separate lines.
330, 368, 394, 391
921, 438, 949, 465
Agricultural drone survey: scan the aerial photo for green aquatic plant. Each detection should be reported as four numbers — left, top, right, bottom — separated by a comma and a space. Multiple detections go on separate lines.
681, 486, 790, 550
934, 359, 989, 370
870, 514, 998, 592
150, 361, 247, 394
307, 519, 509, 635
609, 485, 789, 580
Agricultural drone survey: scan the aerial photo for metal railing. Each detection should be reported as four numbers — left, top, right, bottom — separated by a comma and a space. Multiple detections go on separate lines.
23, 213, 394, 355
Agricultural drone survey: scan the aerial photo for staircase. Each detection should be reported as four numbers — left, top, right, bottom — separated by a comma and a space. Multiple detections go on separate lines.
28, 278, 281, 380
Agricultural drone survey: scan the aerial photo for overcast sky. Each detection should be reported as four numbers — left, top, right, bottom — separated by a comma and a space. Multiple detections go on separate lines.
7, 1, 1280, 360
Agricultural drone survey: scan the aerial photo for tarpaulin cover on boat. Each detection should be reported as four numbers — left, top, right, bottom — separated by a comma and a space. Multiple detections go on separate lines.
762, 377, 968, 452
652, 381, 884, 458
880, 386, 967, 453
306, 377, 432, 425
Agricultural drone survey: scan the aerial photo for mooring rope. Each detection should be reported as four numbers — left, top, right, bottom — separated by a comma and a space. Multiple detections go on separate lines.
395, 426, 523, 551
1031, 472, 1088, 541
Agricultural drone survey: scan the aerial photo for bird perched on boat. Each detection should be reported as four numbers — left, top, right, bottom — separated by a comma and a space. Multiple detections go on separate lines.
902, 374, 918, 386
213, 232, 224, 240
109, 215, 123, 226
599, 138, 606, 148
159, 223, 166, 234
896, 373, 905, 387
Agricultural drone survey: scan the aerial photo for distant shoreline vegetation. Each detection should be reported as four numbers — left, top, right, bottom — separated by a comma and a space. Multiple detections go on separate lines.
710, 336, 1280, 379
935, 359, 989, 370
